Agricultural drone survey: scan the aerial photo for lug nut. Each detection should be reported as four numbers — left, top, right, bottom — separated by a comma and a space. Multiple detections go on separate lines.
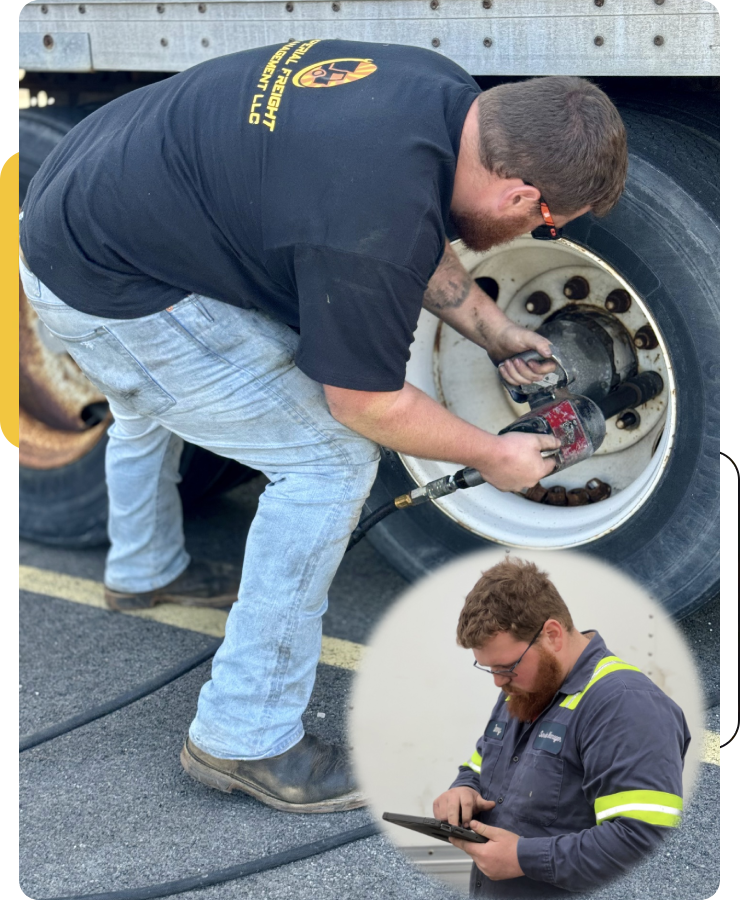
605, 289, 632, 313
616, 410, 640, 431
525, 291, 552, 315
586, 478, 611, 502
563, 276, 590, 300
543, 486, 567, 506
566, 488, 590, 506
524, 483, 548, 503
634, 325, 658, 350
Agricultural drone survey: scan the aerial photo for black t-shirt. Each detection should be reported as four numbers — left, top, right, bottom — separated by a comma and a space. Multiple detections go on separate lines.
21, 40, 479, 390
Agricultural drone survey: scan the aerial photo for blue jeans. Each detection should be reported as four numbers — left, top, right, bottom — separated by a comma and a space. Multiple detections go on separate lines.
20, 254, 379, 760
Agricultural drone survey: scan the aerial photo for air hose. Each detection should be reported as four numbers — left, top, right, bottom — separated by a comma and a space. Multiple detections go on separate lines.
20, 466, 485, 753
19, 468, 487, 900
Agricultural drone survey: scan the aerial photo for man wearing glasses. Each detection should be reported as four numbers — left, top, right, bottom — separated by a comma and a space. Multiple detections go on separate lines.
433, 557, 689, 897
20, 41, 627, 812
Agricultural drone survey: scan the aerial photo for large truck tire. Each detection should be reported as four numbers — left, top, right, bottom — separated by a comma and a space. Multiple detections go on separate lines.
367, 108, 718, 620
19, 107, 254, 548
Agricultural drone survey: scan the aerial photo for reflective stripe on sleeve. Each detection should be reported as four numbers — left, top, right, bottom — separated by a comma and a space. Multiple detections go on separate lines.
462, 750, 482, 773
594, 790, 683, 827
560, 656, 641, 709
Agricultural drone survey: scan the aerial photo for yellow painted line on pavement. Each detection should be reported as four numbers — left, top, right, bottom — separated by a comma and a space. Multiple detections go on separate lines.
703, 730, 720, 766
19, 565, 364, 672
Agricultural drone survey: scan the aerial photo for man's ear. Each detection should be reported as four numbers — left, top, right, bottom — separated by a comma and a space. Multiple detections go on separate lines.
542, 618, 565, 653
498, 181, 540, 214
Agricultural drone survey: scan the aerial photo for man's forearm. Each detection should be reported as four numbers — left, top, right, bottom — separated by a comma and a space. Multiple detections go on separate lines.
423, 239, 511, 351
327, 380, 501, 471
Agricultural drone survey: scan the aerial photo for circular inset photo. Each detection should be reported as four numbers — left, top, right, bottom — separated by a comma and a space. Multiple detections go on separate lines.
349, 549, 703, 897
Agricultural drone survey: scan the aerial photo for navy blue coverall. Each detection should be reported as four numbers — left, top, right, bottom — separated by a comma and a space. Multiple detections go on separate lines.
450, 632, 690, 897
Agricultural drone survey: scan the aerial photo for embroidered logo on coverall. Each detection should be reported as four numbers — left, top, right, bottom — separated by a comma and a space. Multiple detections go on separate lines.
533, 721, 567, 753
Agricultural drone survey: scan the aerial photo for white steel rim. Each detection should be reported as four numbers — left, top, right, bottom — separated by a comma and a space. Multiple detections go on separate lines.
401, 237, 676, 549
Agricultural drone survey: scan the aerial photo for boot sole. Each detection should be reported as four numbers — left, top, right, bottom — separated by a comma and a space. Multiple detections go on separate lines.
180, 742, 367, 813
105, 590, 237, 612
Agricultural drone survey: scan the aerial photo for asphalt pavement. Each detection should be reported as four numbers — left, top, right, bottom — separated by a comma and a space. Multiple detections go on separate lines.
19, 477, 721, 900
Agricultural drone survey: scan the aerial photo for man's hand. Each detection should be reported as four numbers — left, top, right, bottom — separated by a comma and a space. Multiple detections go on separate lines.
478, 432, 559, 492
432, 787, 496, 828
489, 323, 558, 387
449, 821, 525, 881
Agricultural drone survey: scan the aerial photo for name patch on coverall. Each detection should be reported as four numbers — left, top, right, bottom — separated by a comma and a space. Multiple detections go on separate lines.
533, 721, 567, 753
485, 720, 507, 740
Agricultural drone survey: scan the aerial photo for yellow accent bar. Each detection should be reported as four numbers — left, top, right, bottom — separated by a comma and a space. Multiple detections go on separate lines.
595, 790, 683, 827
560, 656, 640, 709
462, 750, 483, 774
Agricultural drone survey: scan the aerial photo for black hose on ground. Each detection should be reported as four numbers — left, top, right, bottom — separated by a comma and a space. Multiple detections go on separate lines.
19, 500, 395, 753
20, 641, 222, 752
40, 823, 381, 900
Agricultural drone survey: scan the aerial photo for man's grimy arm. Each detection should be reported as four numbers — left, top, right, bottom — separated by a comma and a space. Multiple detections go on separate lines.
423, 241, 555, 381
422, 239, 511, 349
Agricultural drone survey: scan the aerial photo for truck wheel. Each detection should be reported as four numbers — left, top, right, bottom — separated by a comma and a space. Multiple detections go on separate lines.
367, 109, 718, 620
19, 108, 253, 548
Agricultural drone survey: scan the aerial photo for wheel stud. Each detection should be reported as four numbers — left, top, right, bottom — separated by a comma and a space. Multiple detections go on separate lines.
616, 410, 640, 430
563, 276, 590, 300
605, 289, 632, 313
524, 291, 551, 315
634, 325, 658, 350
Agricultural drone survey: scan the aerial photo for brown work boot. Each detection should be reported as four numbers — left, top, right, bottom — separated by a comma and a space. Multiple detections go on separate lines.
104, 560, 240, 611
180, 734, 366, 813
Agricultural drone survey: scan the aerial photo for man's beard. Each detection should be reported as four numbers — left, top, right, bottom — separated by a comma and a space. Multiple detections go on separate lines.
505, 647, 564, 722
450, 208, 533, 252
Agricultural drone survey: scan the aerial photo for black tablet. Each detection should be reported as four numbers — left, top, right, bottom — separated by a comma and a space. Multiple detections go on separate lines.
382, 812, 488, 844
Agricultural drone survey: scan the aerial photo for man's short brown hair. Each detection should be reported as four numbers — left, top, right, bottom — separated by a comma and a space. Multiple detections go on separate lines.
457, 557, 574, 649
477, 76, 628, 217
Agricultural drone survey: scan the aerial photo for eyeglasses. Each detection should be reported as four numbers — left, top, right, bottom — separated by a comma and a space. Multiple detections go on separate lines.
524, 182, 561, 241
473, 621, 547, 677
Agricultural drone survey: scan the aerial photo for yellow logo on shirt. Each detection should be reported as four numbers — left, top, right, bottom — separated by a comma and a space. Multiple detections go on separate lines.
293, 58, 377, 88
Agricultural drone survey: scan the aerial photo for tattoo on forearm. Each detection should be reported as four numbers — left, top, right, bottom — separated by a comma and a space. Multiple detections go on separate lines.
424, 248, 474, 312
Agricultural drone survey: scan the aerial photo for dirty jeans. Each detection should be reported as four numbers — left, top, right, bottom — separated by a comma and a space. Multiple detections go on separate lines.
20, 254, 380, 760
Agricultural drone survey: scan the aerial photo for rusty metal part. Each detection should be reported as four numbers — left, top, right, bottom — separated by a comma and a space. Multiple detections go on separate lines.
616, 410, 640, 431
523, 477, 613, 505
19, 278, 109, 470
543, 486, 567, 506
634, 325, 658, 350
563, 276, 590, 300
586, 478, 612, 502
525, 291, 551, 315
605, 289, 632, 313
524, 483, 548, 503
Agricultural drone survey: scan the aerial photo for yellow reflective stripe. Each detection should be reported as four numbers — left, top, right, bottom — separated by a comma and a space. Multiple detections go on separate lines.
560, 656, 641, 709
462, 750, 482, 773
595, 791, 683, 827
